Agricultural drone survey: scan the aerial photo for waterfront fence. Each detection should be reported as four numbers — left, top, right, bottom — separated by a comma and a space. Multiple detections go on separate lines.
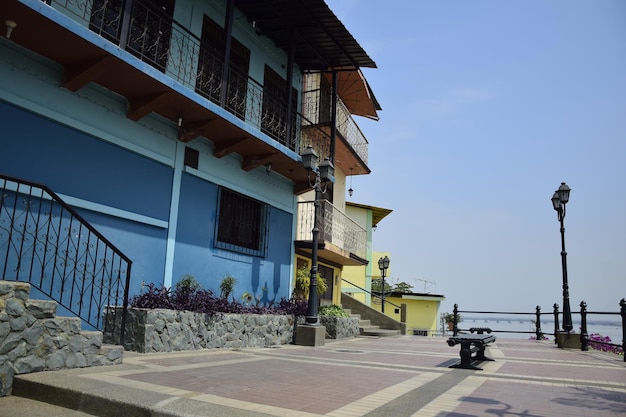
450, 298, 625, 361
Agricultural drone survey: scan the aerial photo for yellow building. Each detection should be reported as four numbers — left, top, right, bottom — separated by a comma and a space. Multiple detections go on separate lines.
365, 251, 446, 336
373, 292, 445, 336
340, 205, 392, 306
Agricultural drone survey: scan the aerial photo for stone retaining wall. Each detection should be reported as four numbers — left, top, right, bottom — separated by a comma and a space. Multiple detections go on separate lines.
104, 307, 297, 353
321, 316, 360, 339
105, 308, 360, 353
0, 281, 123, 396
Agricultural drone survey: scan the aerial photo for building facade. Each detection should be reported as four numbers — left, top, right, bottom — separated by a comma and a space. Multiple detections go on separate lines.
0, 0, 380, 321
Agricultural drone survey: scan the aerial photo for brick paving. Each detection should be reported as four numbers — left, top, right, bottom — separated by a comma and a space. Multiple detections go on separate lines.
5, 336, 626, 416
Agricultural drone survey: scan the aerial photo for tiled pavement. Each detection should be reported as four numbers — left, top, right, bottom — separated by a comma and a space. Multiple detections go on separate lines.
3, 336, 625, 417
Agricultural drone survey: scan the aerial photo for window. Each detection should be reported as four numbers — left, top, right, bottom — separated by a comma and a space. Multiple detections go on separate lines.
216, 188, 268, 256
196, 15, 250, 120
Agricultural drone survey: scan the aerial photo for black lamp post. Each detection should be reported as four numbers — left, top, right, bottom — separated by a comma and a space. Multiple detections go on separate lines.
301, 146, 334, 325
378, 256, 390, 313
551, 182, 573, 332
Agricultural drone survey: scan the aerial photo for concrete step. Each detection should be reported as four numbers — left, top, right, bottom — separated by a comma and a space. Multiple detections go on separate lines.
10, 366, 221, 417
360, 328, 401, 337
11, 372, 152, 417
0, 395, 98, 417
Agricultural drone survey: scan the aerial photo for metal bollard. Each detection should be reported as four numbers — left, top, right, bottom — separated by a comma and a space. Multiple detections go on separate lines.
553, 303, 560, 344
535, 305, 543, 340
580, 301, 589, 351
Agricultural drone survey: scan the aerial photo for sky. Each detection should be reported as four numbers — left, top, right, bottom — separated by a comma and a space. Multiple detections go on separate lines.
325, 0, 626, 315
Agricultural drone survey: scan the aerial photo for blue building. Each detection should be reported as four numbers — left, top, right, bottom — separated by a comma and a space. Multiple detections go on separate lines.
0, 0, 380, 330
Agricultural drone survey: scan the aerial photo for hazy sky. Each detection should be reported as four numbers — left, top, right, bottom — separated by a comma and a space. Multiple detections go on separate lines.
325, 0, 626, 315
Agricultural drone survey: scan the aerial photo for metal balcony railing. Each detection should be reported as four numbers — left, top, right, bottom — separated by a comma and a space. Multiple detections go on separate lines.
335, 99, 369, 165
296, 200, 367, 260
301, 75, 369, 165
42, 0, 336, 158
0, 174, 131, 344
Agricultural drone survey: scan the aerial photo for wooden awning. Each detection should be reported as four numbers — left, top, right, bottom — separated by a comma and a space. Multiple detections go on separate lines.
327, 69, 381, 120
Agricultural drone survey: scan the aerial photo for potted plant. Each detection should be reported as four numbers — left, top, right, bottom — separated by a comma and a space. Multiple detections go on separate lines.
443, 312, 461, 331
293, 266, 328, 301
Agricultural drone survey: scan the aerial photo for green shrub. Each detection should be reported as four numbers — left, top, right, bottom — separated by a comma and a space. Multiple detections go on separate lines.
319, 305, 348, 317
293, 266, 327, 300
219, 275, 236, 299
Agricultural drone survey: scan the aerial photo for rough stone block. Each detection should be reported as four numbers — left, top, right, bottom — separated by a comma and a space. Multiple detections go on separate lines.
13, 355, 45, 374
26, 299, 57, 318
0, 361, 14, 396
65, 352, 87, 368
103, 345, 123, 363
22, 322, 44, 345
5, 299, 25, 317
45, 351, 67, 371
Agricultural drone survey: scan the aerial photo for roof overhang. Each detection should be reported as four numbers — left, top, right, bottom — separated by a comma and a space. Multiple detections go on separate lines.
234, 0, 376, 70
376, 292, 446, 301
325, 68, 381, 120
346, 202, 393, 228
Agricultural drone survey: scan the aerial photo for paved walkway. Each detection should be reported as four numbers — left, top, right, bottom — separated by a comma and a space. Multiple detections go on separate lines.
2, 336, 625, 416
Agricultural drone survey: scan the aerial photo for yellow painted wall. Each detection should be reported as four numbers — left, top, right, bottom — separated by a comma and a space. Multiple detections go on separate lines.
341, 264, 368, 303
294, 255, 342, 306
340, 205, 373, 305
371, 251, 391, 280
370, 294, 443, 335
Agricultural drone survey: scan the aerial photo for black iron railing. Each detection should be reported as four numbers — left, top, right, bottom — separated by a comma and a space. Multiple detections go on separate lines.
452, 299, 625, 361
0, 174, 131, 344
574, 300, 625, 355
341, 277, 402, 312
43, 0, 348, 161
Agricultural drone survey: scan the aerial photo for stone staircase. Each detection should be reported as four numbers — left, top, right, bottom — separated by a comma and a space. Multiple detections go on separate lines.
0, 281, 124, 396
343, 309, 401, 337
341, 293, 406, 337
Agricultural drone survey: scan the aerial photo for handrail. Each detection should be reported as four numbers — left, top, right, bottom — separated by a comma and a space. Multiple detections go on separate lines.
341, 277, 401, 310
0, 174, 131, 344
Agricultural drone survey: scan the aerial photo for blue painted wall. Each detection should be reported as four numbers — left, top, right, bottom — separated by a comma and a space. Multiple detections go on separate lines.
0, 100, 170, 293
1, 100, 172, 221
1, 99, 295, 306
173, 173, 293, 304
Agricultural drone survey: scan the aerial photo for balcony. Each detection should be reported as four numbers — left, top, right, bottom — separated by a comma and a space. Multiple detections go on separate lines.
295, 200, 367, 266
301, 73, 370, 177
3, 0, 358, 191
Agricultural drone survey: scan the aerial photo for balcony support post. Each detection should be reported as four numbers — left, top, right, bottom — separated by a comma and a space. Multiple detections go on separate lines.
220, 0, 236, 106
119, 0, 134, 48
285, 28, 295, 147
330, 70, 338, 162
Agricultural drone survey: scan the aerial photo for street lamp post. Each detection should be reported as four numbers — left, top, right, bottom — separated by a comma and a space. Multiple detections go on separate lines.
378, 256, 390, 313
301, 146, 334, 325
551, 182, 573, 332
